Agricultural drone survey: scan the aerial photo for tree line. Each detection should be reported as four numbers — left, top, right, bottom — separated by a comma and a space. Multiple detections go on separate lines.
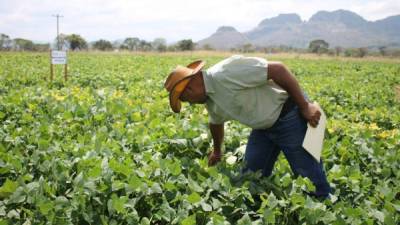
308, 39, 379, 58
224, 39, 400, 57
1, 33, 399, 57
0, 34, 50, 51
0, 33, 195, 52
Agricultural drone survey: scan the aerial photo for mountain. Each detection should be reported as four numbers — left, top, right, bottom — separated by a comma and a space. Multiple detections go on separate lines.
309, 9, 367, 28
197, 10, 400, 49
246, 13, 303, 41
197, 26, 250, 50
369, 15, 400, 43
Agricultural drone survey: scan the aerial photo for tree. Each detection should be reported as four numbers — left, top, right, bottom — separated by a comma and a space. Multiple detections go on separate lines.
308, 39, 329, 54
344, 48, 354, 57
66, 34, 87, 50
13, 38, 34, 51
123, 37, 140, 51
241, 43, 254, 53
167, 44, 178, 52
378, 46, 387, 56
0, 33, 12, 50
113, 40, 123, 50
152, 38, 167, 52
177, 39, 194, 51
334, 46, 343, 56
33, 43, 50, 51
139, 40, 152, 51
93, 39, 113, 51
358, 47, 368, 58
327, 49, 336, 56
53, 33, 69, 50
202, 44, 215, 51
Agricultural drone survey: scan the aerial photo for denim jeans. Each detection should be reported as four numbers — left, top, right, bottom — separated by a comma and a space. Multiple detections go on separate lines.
243, 104, 332, 197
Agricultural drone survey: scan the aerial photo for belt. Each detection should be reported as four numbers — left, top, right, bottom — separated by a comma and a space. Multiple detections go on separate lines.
279, 97, 296, 118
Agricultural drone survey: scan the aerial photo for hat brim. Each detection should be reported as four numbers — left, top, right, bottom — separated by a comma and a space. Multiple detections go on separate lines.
187, 60, 206, 71
168, 60, 205, 113
169, 77, 192, 113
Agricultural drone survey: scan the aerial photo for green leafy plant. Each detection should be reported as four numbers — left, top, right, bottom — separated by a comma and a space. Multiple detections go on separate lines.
0, 52, 399, 224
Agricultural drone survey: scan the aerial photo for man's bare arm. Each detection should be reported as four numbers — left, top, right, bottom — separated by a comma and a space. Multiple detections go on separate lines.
267, 61, 321, 127
208, 123, 224, 166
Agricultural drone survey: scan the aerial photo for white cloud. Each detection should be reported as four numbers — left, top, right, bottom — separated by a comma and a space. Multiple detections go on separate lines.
352, 0, 400, 21
0, 0, 398, 43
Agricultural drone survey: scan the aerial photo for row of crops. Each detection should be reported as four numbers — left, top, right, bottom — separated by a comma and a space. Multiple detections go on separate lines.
0, 52, 399, 224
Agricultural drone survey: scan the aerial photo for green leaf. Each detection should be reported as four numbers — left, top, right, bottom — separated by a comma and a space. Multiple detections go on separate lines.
187, 192, 201, 204
157, 201, 175, 222
87, 165, 102, 178
169, 160, 182, 176
128, 175, 143, 190
63, 111, 73, 120
263, 209, 276, 224
188, 178, 203, 192
150, 183, 163, 194
384, 213, 396, 225
111, 194, 127, 214
8, 188, 25, 204
290, 193, 305, 206
112, 180, 125, 191
280, 173, 292, 187
38, 139, 49, 149
237, 213, 252, 225
266, 192, 278, 209
211, 214, 226, 224
200, 202, 212, 211
130, 112, 142, 122
164, 182, 176, 191
371, 210, 384, 223
0, 179, 18, 199
38, 201, 54, 215
140, 217, 150, 225
109, 159, 131, 177
392, 203, 400, 212
181, 214, 196, 225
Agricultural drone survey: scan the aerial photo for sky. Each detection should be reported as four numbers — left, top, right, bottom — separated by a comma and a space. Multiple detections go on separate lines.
1, 0, 399, 44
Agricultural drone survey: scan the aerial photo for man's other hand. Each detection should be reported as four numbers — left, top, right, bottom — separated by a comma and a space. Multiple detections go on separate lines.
300, 102, 321, 127
208, 150, 222, 166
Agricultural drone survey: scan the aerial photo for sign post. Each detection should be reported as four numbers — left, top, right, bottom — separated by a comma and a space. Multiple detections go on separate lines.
50, 50, 68, 81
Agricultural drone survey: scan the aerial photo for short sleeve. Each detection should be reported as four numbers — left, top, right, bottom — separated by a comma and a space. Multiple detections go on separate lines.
205, 102, 227, 124
214, 55, 268, 90
208, 110, 226, 124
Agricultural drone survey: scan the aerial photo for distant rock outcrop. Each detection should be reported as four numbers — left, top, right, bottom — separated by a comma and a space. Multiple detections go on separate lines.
197, 10, 400, 50
197, 26, 250, 50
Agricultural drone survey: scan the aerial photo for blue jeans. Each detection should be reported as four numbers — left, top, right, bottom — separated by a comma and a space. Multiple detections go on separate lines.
243, 105, 332, 197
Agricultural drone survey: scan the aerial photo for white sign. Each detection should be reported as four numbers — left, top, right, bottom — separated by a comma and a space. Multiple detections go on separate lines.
302, 103, 327, 162
51, 50, 67, 65
51, 51, 67, 58
52, 58, 67, 64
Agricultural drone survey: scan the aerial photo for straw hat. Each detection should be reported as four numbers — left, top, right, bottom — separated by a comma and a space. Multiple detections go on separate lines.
164, 60, 205, 113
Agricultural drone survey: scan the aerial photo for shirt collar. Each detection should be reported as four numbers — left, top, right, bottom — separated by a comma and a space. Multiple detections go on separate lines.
202, 70, 215, 94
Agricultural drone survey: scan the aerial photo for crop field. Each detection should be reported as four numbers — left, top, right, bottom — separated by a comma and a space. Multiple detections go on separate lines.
0, 52, 399, 224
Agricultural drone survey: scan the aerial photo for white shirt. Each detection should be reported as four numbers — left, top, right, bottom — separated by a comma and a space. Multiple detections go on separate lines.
203, 55, 289, 129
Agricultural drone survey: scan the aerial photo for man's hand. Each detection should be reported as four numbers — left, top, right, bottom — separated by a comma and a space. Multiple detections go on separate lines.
268, 62, 321, 127
300, 102, 321, 127
208, 123, 224, 166
208, 150, 222, 166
